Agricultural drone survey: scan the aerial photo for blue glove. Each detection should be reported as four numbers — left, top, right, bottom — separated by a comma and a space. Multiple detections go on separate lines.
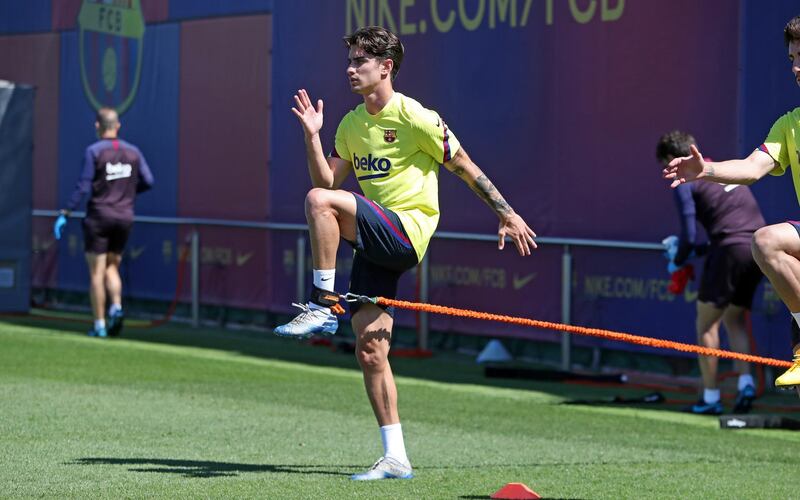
661, 235, 678, 262
662, 235, 697, 273
53, 214, 67, 240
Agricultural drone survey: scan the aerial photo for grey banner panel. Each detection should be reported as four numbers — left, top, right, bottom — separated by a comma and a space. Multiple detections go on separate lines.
0, 81, 34, 312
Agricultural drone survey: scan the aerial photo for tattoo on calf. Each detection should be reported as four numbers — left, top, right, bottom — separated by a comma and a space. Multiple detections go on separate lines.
382, 380, 391, 413
472, 175, 512, 215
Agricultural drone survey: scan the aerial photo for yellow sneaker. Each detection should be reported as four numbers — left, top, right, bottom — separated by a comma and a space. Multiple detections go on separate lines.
775, 354, 800, 388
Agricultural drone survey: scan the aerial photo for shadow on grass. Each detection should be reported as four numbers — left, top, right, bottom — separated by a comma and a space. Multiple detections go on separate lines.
71, 457, 354, 478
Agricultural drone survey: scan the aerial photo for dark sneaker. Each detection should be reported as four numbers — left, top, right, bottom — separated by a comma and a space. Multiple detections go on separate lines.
107, 310, 124, 337
732, 384, 756, 414
684, 398, 723, 415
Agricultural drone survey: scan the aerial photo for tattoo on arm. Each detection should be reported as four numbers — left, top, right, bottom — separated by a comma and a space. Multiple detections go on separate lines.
471, 175, 512, 216
704, 164, 715, 177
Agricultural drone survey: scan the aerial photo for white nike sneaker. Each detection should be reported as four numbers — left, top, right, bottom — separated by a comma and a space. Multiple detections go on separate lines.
350, 456, 414, 481
273, 303, 338, 338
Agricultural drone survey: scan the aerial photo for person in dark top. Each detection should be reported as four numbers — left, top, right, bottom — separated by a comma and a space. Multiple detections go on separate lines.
656, 130, 764, 414
53, 107, 154, 338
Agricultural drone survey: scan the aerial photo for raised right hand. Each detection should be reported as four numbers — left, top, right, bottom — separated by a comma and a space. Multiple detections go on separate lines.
663, 144, 706, 188
291, 88, 324, 137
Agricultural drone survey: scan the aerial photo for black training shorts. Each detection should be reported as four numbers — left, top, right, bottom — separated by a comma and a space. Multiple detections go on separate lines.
698, 242, 762, 309
346, 193, 419, 317
82, 216, 133, 254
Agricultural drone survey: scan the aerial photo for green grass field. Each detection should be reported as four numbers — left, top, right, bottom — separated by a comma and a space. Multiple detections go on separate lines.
2, 314, 799, 499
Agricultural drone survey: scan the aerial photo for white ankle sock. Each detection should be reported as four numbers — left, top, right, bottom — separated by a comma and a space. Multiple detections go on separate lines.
703, 388, 720, 404
380, 423, 409, 464
109, 303, 122, 315
313, 269, 336, 292
94, 319, 106, 330
738, 374, 754, 391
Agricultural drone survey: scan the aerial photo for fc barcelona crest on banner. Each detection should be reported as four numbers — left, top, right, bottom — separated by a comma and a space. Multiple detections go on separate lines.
78, 0, 145, 114
384, 129, 397, 143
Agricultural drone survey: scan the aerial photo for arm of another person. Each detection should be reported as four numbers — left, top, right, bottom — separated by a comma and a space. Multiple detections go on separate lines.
55, 147, 94, 238
663, 145, 777, 187
136, 149, 155, 193
444, 147, 537, 255
291, 88, 352, 189
64, 146, 96, 212
672, 184, 697, 266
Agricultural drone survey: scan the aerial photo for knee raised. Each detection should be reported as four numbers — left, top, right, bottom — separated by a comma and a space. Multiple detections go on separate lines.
752, 226, 781, 261
305, 188, 331, 214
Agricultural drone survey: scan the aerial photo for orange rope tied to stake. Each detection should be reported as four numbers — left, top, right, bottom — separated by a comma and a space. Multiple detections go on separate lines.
372, 297, 792, 369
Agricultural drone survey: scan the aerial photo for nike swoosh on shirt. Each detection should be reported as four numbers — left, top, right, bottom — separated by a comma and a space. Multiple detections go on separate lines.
512, 273, 537, 290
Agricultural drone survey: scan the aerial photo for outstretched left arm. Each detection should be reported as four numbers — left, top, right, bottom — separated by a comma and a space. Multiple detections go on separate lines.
444, 147, 537, 255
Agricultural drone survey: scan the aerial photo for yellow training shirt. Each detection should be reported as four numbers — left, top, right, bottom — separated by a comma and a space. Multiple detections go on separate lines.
333, 92, 460, 262
761, 107, 800, 206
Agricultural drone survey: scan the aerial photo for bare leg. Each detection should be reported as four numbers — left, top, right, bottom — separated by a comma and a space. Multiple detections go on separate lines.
352, 304, 398, 426
696, 301, 725, 390
105, 252, 123, 309
304, 188, 357, 269
721, 305, 751, 376
754, 224, 800, 394
349, 305, 413, 477
85, 252, 108, 322
752, 223, 800, 312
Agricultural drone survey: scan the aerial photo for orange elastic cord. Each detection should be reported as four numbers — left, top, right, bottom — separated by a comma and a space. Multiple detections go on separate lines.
377, 297, 793, 369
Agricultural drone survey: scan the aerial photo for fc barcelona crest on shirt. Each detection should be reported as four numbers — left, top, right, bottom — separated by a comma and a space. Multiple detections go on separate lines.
78, 0, 145, 114
384, 129, 397, 143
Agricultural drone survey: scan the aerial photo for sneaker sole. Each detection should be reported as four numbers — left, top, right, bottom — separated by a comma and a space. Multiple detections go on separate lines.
686, 406, 723, 415
350, 472, 414, 481
273, 330, 337, 339
273, 326, 337, 339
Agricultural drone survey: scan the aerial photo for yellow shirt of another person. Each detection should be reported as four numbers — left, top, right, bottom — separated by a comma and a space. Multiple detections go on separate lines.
333, 92, 461, 262
761, 107, 800, 206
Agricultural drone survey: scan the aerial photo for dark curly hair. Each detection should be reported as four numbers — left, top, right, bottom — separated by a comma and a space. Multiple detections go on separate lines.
655, 130, 697, 163
343, 26, 404, 81
786, 15, 800, 47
